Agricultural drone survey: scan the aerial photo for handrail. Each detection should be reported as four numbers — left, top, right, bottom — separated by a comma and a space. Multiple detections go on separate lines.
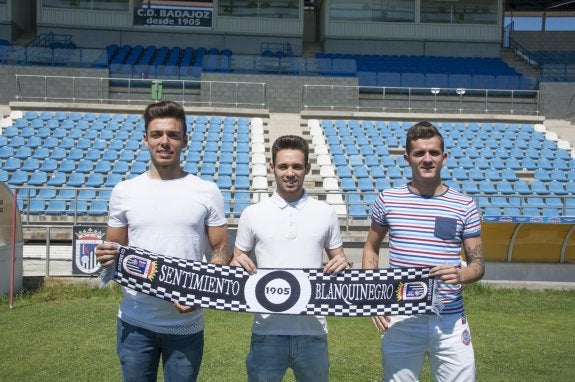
14, 74, 267, 109
303, 84, 540, 115
12, 186, 575, 231
508, 37, 539, 66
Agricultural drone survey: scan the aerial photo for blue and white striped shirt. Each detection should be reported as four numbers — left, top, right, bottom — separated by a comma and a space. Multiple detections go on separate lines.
371, 184, 481, 315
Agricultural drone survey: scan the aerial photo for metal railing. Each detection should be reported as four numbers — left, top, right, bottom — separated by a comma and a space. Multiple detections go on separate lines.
12, 186, 575, 229
14, 74, 267, 109
303, 84, 540, 115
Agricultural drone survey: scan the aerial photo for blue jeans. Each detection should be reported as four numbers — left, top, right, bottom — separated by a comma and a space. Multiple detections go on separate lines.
116, 319, 204, 382
246, 334, 329, 382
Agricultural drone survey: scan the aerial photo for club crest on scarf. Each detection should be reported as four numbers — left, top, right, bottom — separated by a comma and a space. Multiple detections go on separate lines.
396, 281, 428, 301
121, 250, 158, 281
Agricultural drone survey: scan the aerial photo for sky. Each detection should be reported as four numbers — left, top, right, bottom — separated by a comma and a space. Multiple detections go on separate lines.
505, 16, 575, 30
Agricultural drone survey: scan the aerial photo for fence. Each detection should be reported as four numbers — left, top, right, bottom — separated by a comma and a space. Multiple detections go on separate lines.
14, 74, 267, 109
303, 84, 540, 115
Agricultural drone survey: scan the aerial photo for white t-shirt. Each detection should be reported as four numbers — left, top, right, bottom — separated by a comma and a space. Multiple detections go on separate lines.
108, 173, 227, 335
234, 191, 343, 335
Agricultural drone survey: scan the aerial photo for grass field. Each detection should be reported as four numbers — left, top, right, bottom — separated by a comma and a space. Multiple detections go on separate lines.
1, 280, 574, 381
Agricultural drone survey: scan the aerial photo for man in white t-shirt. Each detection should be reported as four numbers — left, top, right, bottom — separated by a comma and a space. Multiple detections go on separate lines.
231, 135, 351, 382
95, 101, 228, 382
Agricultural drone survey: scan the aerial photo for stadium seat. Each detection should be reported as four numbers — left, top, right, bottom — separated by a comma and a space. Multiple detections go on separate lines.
112, 161, 130, 174
497, 180, 514, 194
28, 200, 46, 215
531, 180, 549, 195
28, 171, 47, 186
67, 172, 85, 187
3, 157, 20, 171
68, 200, 89, 216
235, 176, 250, 190
21, 158, 40, 172
548, 180, 567, 195
8, 169, 28, 185
462, 180, 479, 194
105, 173, 122, 187
46, 200, 67, 216
89, 201, 108, 216
479, 180, 496, 194
86, 173, 104, 187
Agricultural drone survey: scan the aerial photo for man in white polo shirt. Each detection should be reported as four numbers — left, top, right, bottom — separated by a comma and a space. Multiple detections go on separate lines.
231, 135, 351, 382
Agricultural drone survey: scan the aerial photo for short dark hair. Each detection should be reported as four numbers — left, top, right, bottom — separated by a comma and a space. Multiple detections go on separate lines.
143, 100, 186, 135
271, 135, 309, 165
405, 121, 444, 154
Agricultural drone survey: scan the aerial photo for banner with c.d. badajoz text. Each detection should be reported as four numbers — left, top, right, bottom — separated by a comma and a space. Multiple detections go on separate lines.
101, 245, 442, 317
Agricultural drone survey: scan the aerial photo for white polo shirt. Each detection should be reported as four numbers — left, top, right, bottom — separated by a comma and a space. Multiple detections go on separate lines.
235, 191, 343, 335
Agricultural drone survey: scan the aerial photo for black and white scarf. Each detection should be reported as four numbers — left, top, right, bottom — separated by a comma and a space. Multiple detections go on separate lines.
100, 245, 442, 317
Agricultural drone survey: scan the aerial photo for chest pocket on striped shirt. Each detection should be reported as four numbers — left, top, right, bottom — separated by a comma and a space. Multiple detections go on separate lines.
434, 217, 457, 240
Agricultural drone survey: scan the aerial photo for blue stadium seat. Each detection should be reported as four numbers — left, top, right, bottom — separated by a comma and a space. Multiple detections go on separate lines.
131, 162, 147, 175
484, 207, 501, 216
76, 159, 94, 173
503, 207, 521, 216
549, 180, 567, 195
341, 178, 356, 191
89, 200, 108, 216
28, 200, 46, 215
118, 150, 134, 162
78, 189, 97, 200
358, 178, 375, 192
236, 164, 250, 176
479, 180, 496, 194
490, 196, 508, 207
8, 136, 25, 148
217, 175, 232, 189
112, 161, 130, 174
28, 171, 47, 186
21, 158, 40, 172
86, 173, 104, 187
497, 180, 514, 194
8, 169, 28, 185
452, 168, 468, 180
501, 168, 518, 181
387, 167, 403, 179
94, 160, 112, 174
523, 207, 540, 216
370, 166, 385, 178
4, 157, 21, 171
68, 200, 89, 216
46, 200, 67, 216
531, 180, 549, 195
0, 146, 14, 159
349, 204, 368, 219
66, 172, 85, 187
235, 176, 250, 190
514, 180, 531, 195
534, 169, 551, 182
105, 173, 122, 187
527, 197, 546, 208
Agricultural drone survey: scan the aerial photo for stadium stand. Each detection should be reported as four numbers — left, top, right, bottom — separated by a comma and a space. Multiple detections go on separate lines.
1, 111, 269, 221
306, 118, 575, 219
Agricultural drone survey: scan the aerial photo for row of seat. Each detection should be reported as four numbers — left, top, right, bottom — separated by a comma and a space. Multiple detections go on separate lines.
309, 118, 575, 218
17, 191, 257, 219
1, 111, 264, 194
320, 54, 520, 74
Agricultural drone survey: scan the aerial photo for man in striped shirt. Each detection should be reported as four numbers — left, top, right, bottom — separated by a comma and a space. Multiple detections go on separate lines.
362, 121, 485, 382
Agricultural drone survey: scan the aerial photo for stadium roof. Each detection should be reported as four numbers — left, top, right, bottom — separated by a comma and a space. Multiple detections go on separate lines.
506, 0, 575, 11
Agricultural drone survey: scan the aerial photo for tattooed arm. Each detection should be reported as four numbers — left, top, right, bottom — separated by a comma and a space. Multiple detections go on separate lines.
362, 222, 388, 270
461, 236, 485, 284
206, 225, 230, 265
430, 236, 485, 285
